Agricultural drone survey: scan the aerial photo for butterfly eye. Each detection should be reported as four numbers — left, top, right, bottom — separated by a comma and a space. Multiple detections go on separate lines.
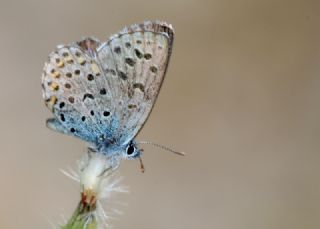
126, 145, 135, 155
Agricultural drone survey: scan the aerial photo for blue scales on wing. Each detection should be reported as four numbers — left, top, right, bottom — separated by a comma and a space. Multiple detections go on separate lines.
41, 21, 174, 151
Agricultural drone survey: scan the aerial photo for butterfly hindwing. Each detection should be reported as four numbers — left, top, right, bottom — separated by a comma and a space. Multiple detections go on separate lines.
42, 43, 116, 143
42, 21, 174, 147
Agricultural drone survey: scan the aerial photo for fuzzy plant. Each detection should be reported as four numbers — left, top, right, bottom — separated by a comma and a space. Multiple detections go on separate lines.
60, 152, 128, 229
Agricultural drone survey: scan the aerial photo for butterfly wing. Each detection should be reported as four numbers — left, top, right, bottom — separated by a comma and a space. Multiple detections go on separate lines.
42, 21, 174, 147
97, 21, 174, 144
42, 39, 118, 143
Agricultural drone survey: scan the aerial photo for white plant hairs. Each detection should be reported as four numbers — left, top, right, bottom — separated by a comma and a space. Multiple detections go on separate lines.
60, 151, 128, 229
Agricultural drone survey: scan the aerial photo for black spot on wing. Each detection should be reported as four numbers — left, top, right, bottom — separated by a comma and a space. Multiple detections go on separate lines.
100, 88, 106, 95
118, 71, 127, 80
134, 49, 143, 59
125, 58, 135, 67
83, 93, 94, 101
133, 83, 145, 93
114, 46, 121, 54
87, 74, 94, 81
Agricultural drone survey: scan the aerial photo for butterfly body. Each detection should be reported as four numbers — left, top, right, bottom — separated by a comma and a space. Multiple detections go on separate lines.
42, 21, 174, 167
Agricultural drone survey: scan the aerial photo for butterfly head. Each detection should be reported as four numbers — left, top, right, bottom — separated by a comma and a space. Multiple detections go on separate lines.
121, 140, 141, 160
96, 139, 144, 172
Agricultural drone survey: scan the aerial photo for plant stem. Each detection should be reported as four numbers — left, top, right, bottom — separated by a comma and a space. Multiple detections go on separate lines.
62, 201, 98, 229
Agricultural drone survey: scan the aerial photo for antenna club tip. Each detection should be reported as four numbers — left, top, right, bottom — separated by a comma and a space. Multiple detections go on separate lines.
179, 152, 186, 156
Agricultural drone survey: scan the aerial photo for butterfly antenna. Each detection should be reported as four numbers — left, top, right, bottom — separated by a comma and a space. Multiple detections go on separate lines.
138, 141, 186, 156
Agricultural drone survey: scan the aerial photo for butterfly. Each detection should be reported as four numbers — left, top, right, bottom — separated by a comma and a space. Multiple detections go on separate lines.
42, 21, 182, 170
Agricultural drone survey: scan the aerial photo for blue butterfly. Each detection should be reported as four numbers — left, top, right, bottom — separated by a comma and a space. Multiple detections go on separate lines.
42, 21, 182, 170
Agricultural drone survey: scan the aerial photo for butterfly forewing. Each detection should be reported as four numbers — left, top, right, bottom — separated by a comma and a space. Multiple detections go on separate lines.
42, 21, 174, 147
98, 22, 174, 144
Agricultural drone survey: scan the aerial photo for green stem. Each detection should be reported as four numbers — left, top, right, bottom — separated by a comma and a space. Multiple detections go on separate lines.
62, 202, 98, 229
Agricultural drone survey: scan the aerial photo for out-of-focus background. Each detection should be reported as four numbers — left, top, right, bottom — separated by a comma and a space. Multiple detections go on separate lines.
0, 0, 319, 228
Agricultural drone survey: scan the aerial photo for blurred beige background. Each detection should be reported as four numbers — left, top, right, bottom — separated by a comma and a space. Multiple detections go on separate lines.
0, 0, 319, 228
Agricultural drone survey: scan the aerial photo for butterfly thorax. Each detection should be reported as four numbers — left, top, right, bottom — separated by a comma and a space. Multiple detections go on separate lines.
95, 138, 122, 154
92, 137, 141, 162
